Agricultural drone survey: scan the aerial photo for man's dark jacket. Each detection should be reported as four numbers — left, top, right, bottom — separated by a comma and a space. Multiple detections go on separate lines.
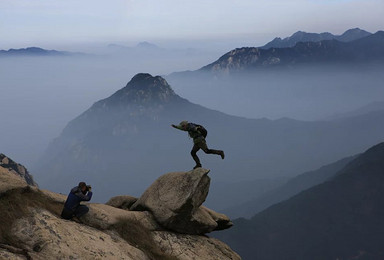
63, 186, 93, 211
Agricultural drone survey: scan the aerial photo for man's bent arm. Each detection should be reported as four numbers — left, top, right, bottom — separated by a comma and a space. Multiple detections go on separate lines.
75, 191, 93, 201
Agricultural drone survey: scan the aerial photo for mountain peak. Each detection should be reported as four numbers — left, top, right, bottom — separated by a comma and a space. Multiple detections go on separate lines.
291, 30, 306, 37
125, 73, 173, 93
105, 73, 180, 106
338, 28, 372, 42
129, 72, 159, 83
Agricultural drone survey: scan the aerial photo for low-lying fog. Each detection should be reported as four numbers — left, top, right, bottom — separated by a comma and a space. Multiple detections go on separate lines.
167, 64, 384, 120
1, 47, 384, 171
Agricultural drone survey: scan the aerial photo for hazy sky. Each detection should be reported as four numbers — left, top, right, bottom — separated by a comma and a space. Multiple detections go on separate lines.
1, 0, 383, 50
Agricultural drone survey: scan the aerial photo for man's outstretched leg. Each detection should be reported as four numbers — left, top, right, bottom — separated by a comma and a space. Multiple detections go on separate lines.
199, 140, 225, 159
191, 144, 202, 169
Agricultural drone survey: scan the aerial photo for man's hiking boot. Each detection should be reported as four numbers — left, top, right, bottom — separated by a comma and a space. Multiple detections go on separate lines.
193, 164, 202, 169
220, 151, 225, 159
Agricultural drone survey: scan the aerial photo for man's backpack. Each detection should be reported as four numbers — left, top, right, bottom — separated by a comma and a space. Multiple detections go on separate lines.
196, 124, 208, 138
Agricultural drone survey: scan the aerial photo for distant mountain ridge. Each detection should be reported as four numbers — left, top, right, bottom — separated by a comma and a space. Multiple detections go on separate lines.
0, 47, 82, 56
262, 28, 372, 49
215, 142, 384, 260
198, 31, 384, 74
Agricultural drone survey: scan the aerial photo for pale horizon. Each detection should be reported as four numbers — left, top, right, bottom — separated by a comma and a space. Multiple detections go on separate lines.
1, 0, 383, 51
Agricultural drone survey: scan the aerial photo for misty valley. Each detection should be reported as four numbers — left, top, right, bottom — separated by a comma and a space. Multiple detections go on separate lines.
2, 28, 384, 259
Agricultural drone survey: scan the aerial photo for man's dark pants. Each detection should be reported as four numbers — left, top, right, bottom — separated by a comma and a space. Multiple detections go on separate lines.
61, 205, 89, 220
191, 138, 223, 166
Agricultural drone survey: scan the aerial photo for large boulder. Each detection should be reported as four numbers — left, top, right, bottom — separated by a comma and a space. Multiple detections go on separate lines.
130, 168, 233, 234
106, 195, 138, 210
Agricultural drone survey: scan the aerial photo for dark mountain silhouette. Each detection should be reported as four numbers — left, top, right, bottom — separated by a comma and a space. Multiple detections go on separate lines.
35, 74, 384, 204
199, 31, 384, 74
215, 142, 384, 260
223, 155, 356, 218
0, 47, 81, 56
262, 28, 371, 49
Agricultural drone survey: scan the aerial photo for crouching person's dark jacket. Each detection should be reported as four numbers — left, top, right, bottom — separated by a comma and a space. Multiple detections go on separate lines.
61, 186, 93, 220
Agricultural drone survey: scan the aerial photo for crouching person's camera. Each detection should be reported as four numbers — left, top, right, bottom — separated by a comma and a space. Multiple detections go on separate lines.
86, 185, 92, 192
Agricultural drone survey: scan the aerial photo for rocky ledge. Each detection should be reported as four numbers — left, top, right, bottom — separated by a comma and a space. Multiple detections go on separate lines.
0, 154, 240, 260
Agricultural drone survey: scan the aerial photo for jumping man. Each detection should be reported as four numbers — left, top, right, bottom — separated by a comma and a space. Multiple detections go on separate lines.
172, 121, 225, 169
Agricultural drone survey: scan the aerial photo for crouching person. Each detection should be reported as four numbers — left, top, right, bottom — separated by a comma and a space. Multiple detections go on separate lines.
61, 182, 93, 222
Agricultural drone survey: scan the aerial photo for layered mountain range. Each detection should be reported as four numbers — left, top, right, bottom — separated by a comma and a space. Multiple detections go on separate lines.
0, 47, 81, 56
199, 31, 384, 74
223, 154, 357, 218
215, 142, 384, 260
167, 30, 383, 77
261, 28, 372, 49
35, 73, 384, 206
